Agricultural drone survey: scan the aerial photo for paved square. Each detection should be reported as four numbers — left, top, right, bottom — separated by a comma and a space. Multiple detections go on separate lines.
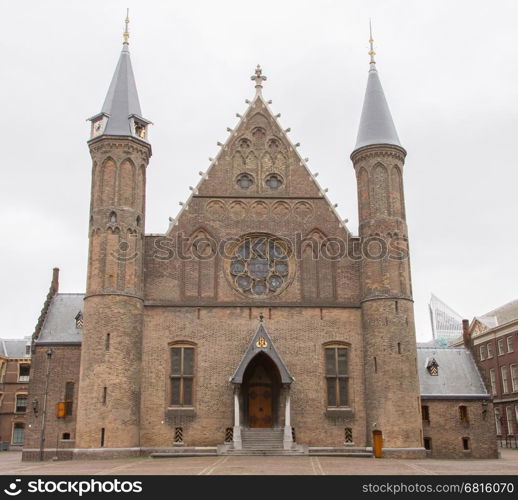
0, 450, 516, 475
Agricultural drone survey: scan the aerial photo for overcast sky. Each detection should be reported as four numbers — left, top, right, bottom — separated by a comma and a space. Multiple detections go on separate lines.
1, 0, 517, 341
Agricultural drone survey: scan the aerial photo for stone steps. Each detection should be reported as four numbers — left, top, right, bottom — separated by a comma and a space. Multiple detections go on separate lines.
308, 446, 373, 458
149, 447, 218, 458
241, 428, 285, 451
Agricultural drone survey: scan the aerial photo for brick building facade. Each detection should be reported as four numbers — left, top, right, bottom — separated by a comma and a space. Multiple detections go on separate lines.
22, 22, 497, 460
452, 301, 518, 447
0, 337, 31, 449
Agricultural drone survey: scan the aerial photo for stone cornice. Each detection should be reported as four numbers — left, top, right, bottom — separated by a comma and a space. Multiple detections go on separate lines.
88, 136, 151, 163
350, 144, 406, 165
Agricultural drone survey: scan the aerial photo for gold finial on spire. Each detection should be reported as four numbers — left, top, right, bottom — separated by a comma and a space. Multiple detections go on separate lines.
368, 19, 376, 65
251, 65, 267, 94
123, 9, 130, 45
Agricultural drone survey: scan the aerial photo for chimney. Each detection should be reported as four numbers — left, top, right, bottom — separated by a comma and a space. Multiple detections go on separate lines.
462, 319, 471, 349
51, 267, 60, 294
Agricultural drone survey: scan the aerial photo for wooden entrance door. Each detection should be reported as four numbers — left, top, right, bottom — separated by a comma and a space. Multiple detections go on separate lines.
248, 384, 273, 428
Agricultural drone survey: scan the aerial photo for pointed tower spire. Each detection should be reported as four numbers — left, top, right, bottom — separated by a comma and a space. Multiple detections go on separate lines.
88, 11, 151, 141
353, 26, 402, 152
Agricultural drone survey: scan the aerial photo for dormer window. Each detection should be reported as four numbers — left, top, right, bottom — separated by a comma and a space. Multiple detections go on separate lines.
88, 113, 108, 139
129, 114, 151, 141
426, 357, 439, 376
75, 311, 83, 329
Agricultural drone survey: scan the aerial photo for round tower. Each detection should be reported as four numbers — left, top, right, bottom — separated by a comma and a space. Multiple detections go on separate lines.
351, 33, 424, 458
75, 15, 151, 454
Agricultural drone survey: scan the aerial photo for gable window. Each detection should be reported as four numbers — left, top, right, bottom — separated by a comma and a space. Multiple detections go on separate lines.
64, 382, 74, 416
15, 394, 27, 413
507, 336, 514, 353
459, 405, 469, 424
325, 346, 349, 407
501, 366, 510, 394
18, 364, 30, 382
479, 345, 485, 361
422, 405, 430, 423
511, 365, 518, 393
487, 342, 494, 359
498, 339, 505, 356
12, 423, 25, 445
170, 346, 195, 406
489, 369, 497, 396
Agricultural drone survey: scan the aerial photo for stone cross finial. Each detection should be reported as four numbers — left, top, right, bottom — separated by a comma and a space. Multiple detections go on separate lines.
251, 65, 267, 94
259, 312, 264, 322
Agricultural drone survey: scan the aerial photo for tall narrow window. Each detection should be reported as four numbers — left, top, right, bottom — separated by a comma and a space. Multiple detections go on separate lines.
462, 437, 470, 451
501, 366, 510, 394
498, 339, 505, 356
105, 333, 110, 351
12, 423, 25, 445
487, 342, 494, 359
506, 407, 514, 435
511, 365, 518, 393
100, 428, 105, 447
15, 395, 27, 413
170, 346, 195, 406
459, 405, 469, 424
422, 405, 430, 423
479, 345, 485, 361
325, 346, 349, 407
495, 408, 502, 435
507, 336, 514, 353
423, 437, 431, 450
489, 368, 497, 396
64, 382, 74, 416
102, 387, 107, 405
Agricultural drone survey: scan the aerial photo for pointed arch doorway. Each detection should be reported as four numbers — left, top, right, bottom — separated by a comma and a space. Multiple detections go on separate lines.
243, 353, 281, 428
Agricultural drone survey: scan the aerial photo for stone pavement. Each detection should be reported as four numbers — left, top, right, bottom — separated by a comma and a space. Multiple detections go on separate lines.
0, 450, 516, 475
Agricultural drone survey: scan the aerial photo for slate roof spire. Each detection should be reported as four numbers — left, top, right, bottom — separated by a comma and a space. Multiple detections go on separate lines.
88, 11, 151, 141
353, 25, 402, 152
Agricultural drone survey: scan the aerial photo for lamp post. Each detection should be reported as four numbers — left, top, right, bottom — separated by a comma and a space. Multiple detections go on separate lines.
39, 349, 53, 461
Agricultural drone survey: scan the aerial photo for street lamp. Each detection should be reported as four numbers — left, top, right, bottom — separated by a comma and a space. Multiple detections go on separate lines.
39, 349, 53, 461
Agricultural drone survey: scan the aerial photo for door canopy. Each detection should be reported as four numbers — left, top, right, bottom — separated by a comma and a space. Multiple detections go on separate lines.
231, 320, 293, 385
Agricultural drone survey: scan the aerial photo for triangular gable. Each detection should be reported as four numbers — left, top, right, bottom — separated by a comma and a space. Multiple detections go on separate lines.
231, 322, 293, 384
167, 72, 349, 235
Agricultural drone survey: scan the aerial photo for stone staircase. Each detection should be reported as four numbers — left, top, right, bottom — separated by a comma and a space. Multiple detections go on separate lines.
222, 428, 306, 456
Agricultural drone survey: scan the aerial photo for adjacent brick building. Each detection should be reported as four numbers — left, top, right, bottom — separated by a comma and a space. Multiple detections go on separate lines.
452, 301, 518, 447
22, 21, 498, 460
0, 337, 31, 449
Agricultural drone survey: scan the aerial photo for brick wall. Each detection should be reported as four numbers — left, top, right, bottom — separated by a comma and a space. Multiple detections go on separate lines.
421, 399, 498, 458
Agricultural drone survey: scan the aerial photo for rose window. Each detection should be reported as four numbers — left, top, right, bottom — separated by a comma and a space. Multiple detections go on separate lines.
228, 235, 292, 297
236, 173, 254, 190
265, 174, 283, 190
